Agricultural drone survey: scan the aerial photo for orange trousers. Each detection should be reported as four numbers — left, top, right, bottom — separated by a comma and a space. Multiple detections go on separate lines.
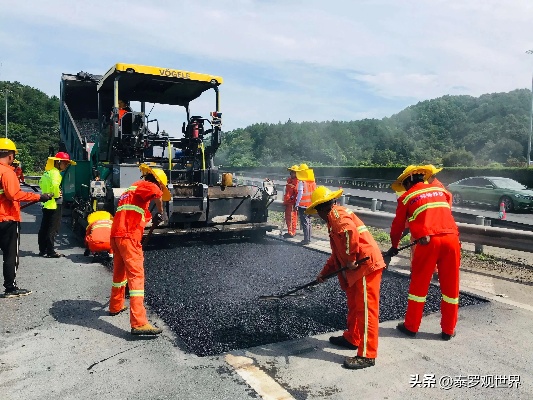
404, 233, 461, 335
109, 237, 148, 328
343, 268, 382, 359
284, 205, 297, 236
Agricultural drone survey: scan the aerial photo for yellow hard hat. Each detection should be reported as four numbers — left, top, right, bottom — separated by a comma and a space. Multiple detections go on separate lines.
391, 165, 434, 193
139, 163, 171, 201
420, 164, 443, 175
305, 186, 343, 215
87, 211, 113, 225
296, 164, 315, 181
0, 138, 18, 154
287, 164, 299, 171
298, 163, 309, 171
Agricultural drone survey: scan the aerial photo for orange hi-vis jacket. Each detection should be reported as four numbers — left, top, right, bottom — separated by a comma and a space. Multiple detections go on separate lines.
320, 205, 386, 290
0, 161, 41, 222
283, 177, 298, 205
390, 182, 458, 248
86, 219, 112, 251
298, 180, 317, 208
111, 180, 163, 242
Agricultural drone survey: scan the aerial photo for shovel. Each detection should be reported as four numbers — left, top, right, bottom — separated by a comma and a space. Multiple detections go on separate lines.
382, 240, 418, 268
259, 256, 371, 300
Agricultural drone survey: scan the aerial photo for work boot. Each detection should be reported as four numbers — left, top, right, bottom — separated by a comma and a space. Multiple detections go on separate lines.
396, 322, 417, 337
299, 240, 311, 245
131, 323, 162, 336
2, 287, 32, 298
343, 356, 375, 370
329, 335, 358, 350
441, 331, 456, 341
83, 249, 91, 257
109, 306, 128, 316
282, 233, 294, 239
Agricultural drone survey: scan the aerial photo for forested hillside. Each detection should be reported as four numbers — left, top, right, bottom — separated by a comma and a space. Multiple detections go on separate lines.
0, 81, 59, 172
0, 79, 531, 171
217, 89, 532, 168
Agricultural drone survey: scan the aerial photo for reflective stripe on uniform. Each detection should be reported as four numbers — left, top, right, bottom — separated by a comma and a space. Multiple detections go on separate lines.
112, 279, 128, 288
402, 187, 448, 205
408, 202, 450, 222
357, 225, 368, 234
129, 289, 145, 297
362, 275, 368, 357
408, 293, 426, 303
0, 189, 4, 194
442, 294, 459, 304
116, 204, 145, 220
92, 221, 112, 229
344, 229, 350, 254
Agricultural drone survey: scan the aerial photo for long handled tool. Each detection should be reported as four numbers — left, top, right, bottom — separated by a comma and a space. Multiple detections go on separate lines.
21, 200, 40, 210
382, 240, 419, 268
259, 256, 371, 301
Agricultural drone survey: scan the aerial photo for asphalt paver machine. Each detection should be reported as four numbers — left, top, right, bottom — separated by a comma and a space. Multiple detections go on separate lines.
59, 63, 276, 238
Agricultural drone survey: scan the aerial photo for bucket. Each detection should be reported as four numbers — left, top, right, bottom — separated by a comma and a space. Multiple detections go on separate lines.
222, 173, 233, 187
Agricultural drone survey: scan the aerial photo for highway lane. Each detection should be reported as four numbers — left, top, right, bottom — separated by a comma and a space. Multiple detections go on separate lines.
238, 175, 533, 225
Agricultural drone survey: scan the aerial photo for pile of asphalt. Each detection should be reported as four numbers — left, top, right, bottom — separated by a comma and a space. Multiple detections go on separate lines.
143, 237, 486, 357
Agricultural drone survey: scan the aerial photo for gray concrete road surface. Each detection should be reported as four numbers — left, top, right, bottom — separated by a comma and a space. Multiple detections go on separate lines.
1, 207, 532, 399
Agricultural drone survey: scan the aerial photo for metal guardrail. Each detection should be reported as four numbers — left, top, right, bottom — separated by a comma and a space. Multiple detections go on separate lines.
268, 199, 533, 254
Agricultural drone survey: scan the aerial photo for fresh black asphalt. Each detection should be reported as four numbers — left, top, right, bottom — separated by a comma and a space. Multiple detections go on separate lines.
141, 237, 486, 356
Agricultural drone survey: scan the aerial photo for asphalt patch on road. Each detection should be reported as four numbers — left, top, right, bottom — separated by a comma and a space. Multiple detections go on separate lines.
143, 237, 487, 356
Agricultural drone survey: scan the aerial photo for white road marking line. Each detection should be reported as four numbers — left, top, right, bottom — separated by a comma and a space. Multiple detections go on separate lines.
225, 354, 295, 400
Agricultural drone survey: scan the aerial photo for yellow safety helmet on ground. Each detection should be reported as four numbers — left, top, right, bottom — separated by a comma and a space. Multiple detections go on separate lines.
305, 186, 343, 215
139, 163, 171, 201
287, 165, 299, 171
0, 138, 18, 154
391, 165, 434, 193
87, 211, 113, 225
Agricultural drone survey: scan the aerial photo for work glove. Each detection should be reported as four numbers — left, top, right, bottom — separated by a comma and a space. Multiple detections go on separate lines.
384, 247, 399, 257
152, 212, 164, 226
39, 193, 53, 202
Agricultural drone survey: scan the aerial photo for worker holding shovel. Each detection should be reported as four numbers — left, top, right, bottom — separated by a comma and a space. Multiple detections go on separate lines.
306, 186, 386, 370
386, 165, 460, 341
108, 164, 171, 336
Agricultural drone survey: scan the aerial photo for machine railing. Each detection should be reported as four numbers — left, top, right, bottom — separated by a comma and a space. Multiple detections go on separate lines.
59, 101, 87, 161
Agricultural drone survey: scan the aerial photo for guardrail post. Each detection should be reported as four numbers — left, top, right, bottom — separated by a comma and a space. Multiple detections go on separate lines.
371, 198, 378, 212
475, 216, 485, 254
338, 194, 346, 206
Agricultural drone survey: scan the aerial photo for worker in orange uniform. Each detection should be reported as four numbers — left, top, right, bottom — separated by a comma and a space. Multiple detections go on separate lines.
386, 165, 460, 341
0, 139, 52, 298
392, 164, 445, 280
306, 186, 386, 369
84, 211, 113, 258
12, 160, 24, 184
294, 163, 316, 245
108, 163, 171, 335
282, 165, 299, 238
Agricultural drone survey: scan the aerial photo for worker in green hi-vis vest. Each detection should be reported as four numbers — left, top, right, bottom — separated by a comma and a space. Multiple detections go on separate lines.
38, 152, 76, 258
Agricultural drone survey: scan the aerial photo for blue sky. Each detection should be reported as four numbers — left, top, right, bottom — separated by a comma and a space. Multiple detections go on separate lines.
1, 0, 532, 136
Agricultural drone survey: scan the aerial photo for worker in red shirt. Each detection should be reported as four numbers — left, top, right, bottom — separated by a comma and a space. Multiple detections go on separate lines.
282, 165, 299, 238
12, 159, 24, 184
392, 164, 446, 280
0, 139, 52, 298
307, 186, 386, 370
386, 165, 460, 341
108, 163, 171, 336
84, 211, 113, 258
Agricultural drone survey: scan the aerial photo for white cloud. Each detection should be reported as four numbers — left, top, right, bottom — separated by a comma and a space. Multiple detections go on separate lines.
0, 0, 532, 131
